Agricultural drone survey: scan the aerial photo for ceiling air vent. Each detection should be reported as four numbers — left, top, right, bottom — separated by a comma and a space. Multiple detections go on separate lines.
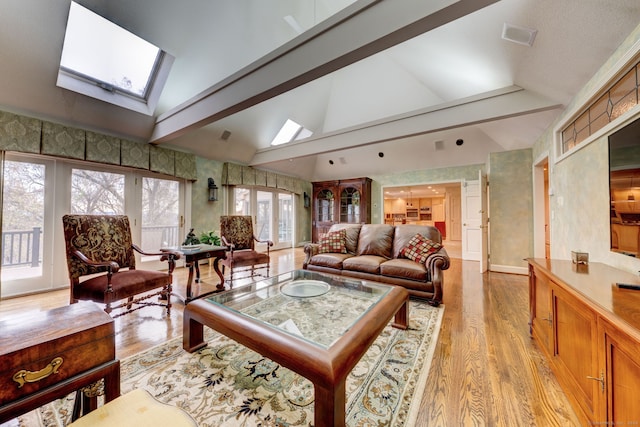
502, 23, 537, 47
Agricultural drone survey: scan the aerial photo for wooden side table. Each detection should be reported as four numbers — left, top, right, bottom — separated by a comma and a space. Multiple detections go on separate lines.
165, 245, 227, 302
0, 302, 120, 424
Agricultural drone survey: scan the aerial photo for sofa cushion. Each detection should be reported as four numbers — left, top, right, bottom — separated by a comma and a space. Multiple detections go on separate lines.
309, 252, 352, 269
343, 255, 386, 274
400, 233, 443, 264
318, 229, 347, 254
392, 224, 442, 258
328, 223, 362, 254
380, 258, 428, 281
356, 224, 394, 259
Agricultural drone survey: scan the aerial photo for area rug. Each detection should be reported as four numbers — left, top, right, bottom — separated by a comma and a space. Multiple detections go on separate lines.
18, 300, 444, 427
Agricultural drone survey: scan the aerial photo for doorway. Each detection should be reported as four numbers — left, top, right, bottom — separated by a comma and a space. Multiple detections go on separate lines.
533, 155, 551, 258
382, 182, 462, 257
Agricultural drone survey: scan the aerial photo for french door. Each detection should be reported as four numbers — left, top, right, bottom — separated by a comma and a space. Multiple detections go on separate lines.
0, 153, 186, 298
232, 187, 294, 250
1, 156, 50, 297
139, 176, 183, 269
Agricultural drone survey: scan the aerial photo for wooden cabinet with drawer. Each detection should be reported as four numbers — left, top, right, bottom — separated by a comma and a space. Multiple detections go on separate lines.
528, 259, 640, 426
0, 301, 120, 423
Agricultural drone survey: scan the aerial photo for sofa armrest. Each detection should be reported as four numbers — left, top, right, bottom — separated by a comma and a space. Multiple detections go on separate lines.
425, 246, 450, 306
303, 243, 320, 268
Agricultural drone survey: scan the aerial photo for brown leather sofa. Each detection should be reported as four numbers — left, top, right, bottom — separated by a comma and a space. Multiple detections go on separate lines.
303, 223, 450, 306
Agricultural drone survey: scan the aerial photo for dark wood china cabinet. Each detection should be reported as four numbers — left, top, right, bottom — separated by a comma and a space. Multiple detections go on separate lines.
312, 177, 371, 242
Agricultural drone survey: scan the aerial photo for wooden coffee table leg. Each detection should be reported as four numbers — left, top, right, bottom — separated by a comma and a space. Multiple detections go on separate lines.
314, 379, 346, 427
183, 310, 207, 352
391, 298, 409, 330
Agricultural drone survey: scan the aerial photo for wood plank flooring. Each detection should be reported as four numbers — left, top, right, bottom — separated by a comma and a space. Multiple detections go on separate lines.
0, 247, 580, 426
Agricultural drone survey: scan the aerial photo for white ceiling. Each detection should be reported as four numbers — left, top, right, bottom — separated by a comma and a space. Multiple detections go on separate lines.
1, 0, 639, 182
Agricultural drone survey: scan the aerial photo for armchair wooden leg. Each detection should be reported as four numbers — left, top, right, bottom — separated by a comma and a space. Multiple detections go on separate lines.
165, 284, 172, 315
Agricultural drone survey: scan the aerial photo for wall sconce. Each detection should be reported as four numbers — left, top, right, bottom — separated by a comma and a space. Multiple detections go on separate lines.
304, 192, 310, 208
208, 178, 218, 202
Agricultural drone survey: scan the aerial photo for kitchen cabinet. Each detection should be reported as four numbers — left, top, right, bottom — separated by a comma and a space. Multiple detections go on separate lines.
418, 198, 432, 220
384, 196, 446, 225
432, 198, 445, 221
528, 259, 640, 425
312, 177, 371, 242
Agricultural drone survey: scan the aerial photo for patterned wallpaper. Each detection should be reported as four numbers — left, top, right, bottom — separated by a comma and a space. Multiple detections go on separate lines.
489, 149, 533, 269
191, 157, 226, 240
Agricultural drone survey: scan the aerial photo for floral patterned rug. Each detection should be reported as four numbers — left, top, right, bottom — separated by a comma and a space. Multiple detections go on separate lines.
17, 300, 443, 427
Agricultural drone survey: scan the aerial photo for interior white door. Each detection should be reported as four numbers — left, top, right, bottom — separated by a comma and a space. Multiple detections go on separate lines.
479, 171, 489, 273
462, 179, 482, 261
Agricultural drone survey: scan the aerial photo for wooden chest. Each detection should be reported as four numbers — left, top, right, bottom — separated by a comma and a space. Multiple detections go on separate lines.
0, 301, 117, 419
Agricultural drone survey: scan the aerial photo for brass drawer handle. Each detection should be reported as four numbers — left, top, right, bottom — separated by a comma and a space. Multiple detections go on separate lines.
12, 356, 64, 388
587, 372, 605, 393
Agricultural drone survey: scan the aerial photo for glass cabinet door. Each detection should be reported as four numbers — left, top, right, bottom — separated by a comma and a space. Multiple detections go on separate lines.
340, 187, 360, 223
317, 189, 334, 222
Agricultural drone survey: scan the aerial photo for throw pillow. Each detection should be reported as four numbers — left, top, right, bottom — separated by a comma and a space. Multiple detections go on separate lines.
318, 229, 347, 254
400, 233, 442, 264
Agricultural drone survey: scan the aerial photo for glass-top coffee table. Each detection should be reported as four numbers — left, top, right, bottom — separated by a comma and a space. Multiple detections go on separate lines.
182, 269, 409, 427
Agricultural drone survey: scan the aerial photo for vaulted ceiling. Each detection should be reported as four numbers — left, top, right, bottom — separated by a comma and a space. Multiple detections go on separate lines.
1, 0, 639, 181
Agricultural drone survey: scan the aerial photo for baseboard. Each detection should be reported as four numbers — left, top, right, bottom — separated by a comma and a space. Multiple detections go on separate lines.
489, 264, 528, 275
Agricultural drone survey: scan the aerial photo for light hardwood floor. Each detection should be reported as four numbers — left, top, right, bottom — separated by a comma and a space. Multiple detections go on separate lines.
0, 246, 580, 426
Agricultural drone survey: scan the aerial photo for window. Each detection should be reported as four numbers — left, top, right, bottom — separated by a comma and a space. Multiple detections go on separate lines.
71, 169, 125, 214
561, 61, 640, 154
57, 2, 174, 115
141, 177, 181, 255
232, 187, 295, 250
271, 119, 313, 146
1, 159, 46, 295
0, 154, 187, 298
234, 188, 251, 215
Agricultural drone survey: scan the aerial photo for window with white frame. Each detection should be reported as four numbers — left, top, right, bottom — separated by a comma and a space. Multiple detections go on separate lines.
0, 153, 186, 298
58, 2, 174, 115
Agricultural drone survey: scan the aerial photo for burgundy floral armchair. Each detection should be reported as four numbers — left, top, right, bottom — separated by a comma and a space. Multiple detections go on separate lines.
219, 215, 273, 285
62, 214, 180, 317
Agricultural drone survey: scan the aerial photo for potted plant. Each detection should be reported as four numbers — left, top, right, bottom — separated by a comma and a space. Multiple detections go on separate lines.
182, 228, 200, 246
199, 230, 221, 246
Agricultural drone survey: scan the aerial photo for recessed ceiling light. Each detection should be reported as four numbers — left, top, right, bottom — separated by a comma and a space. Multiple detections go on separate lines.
502, 23, 537, 47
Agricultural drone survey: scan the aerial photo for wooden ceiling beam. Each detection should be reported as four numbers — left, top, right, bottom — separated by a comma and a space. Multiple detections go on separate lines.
150, 0, 499, 144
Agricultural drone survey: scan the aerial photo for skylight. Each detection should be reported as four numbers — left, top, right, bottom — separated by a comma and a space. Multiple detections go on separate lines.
271, 119, 313, 146
57, 2, 173, 115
